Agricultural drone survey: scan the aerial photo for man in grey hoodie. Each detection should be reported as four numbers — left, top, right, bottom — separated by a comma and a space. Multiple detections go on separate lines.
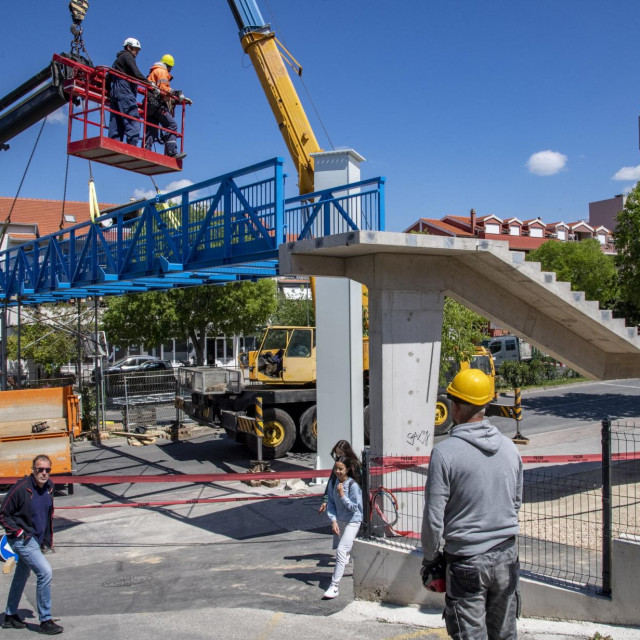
421, 368, 523, 640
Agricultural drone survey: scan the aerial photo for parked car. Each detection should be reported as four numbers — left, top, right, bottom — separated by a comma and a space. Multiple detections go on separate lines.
106, 360, 176, 396
91, 356, 160, 383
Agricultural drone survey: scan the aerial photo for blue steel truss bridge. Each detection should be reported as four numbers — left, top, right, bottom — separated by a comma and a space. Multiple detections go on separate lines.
0, 158, 385, 306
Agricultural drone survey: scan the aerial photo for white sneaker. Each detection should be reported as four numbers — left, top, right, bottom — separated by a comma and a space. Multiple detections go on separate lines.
323, 584, 339, 599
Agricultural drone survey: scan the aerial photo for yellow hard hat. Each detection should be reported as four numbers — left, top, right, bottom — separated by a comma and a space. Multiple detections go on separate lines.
446, 369, 493, 406
161, 54, 175, 67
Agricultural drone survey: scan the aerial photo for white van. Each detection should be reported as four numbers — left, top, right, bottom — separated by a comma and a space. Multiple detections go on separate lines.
482, 335, 532, 368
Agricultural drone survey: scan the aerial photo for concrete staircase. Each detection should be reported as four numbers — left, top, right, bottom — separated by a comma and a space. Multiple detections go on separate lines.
280, 231, 640, 380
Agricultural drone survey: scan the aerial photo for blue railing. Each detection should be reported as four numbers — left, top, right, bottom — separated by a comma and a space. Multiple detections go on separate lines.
0, 158, 384, 305
284, 177, 385, 241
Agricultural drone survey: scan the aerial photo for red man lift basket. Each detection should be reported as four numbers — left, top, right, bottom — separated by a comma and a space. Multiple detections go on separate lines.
54, 53, 187, 176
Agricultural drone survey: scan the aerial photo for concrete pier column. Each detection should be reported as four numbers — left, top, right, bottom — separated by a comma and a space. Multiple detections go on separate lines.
364, 255, 446, 457
312, 149, 366, 472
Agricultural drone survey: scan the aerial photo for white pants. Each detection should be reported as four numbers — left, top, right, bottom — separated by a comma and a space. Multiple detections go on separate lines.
331, 520, 361, 585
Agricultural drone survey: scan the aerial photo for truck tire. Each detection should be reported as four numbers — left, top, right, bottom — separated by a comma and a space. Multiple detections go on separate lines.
364, 405, 370, 445
435, 393, 453, 436
253, 408, 296, 459
299, 405, 317, 452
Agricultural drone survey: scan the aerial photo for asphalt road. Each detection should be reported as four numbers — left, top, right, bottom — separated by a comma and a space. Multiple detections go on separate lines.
475, 378, 640, 440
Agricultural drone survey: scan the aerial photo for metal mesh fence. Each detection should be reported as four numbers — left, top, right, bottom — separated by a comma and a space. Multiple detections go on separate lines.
610, 420, 640, 541
362, 422, 640, 594
519, 470, 602, 591
103, 371, 178, 432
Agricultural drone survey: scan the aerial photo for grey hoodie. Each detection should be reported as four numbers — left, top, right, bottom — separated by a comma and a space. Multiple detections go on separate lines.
421, 419, 523, 561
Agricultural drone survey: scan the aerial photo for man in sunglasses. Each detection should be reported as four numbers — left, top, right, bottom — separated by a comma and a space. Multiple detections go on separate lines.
0, 455, 63, 635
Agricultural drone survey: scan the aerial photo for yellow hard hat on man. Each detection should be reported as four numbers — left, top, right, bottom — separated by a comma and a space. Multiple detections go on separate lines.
446, 369, 493, 406
161, 54, 175, 67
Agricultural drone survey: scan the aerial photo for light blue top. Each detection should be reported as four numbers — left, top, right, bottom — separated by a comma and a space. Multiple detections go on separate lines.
326, 476, 363, 524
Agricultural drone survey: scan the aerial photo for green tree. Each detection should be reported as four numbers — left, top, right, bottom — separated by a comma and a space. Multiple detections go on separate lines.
270, 290, 315, 327
440, 298, 488, 380
527, 238, 619, 310
102, 280, 277, 364
614, 182, 640, 325
7, 321, 76, 375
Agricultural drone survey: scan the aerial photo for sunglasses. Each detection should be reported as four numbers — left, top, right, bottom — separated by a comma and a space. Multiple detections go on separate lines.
34, 467, 51, 474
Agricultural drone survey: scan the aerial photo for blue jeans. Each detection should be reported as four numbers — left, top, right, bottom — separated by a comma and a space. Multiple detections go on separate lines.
108, 77, 141, 146
5, 537, 53, 622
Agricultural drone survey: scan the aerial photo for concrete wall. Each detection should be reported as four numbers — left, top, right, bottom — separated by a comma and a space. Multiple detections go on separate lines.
352, 537, 640, 625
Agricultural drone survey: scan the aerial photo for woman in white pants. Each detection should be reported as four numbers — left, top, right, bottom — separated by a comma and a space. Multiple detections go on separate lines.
323, 457, 363, 599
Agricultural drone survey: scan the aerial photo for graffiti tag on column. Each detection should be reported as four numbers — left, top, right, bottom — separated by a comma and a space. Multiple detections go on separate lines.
406, 430, 430, 447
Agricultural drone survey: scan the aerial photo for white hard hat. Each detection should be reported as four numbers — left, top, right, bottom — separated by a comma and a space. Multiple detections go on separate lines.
123, 37, 141, 49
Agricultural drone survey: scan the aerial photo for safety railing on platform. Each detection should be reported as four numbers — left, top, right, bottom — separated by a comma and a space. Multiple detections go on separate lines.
361, 422, 640, 595
0, 158, 385, 305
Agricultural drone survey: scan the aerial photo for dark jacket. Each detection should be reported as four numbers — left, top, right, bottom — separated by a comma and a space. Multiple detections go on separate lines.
110, 49, 147, 93
0, 475, 54, 548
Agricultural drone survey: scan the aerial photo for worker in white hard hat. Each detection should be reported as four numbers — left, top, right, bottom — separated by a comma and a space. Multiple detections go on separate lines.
421, 368, 523, 640
107, 37, 148, 146
145, 53, 191, 160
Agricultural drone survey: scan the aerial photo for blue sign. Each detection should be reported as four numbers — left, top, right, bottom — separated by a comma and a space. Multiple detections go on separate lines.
0, 535, 18, 562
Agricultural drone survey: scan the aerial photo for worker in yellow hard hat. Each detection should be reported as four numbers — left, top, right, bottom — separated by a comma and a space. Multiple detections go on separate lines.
145, 53, 192, 159
421, 368, 523, 639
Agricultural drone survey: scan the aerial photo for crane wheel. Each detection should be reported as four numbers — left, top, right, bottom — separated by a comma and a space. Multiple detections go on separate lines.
253, 408, 296, 459
299, 406, 317, 452
434, 394, 453, 436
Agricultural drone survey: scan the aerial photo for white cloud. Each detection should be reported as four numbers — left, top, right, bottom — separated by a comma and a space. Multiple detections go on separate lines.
622, 184, 636, 194
164, 179, 194, 193
47, 107, 66, 124
612, 165, 640, 181
132, 188, 156, 201
132, 179, 195, 202
527, 150, 568, 176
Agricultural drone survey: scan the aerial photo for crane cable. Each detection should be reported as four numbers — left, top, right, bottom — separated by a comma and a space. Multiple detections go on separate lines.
148, 176, 179, 229
69, 0, 92, 65
262, 0, 335, 151
0, 117, 48, 249
59, 155, 71, 230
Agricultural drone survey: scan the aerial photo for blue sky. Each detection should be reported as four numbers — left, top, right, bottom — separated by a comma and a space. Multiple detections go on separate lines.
2, 0, 640, 231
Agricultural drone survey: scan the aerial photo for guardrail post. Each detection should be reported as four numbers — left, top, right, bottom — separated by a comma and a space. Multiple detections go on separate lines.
255, 396, 263, 462
601, 416, 612, 596
361, 448, 370, 536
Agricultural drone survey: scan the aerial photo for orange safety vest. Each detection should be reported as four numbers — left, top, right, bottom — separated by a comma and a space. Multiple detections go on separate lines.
147, 63, 174, 102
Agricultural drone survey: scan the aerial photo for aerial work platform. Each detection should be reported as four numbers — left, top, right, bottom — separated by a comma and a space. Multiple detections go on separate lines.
0, 53, 187, 175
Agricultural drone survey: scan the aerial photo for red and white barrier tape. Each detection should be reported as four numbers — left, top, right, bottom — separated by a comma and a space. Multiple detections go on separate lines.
55, 491, 325, 510
0, 468, 332, 485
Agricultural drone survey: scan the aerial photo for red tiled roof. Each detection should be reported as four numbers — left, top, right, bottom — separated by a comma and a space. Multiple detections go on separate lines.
8, 233, 37, 241
418, 219, 475, 237
483, 233, 549, 251
0, 196, 122, 238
